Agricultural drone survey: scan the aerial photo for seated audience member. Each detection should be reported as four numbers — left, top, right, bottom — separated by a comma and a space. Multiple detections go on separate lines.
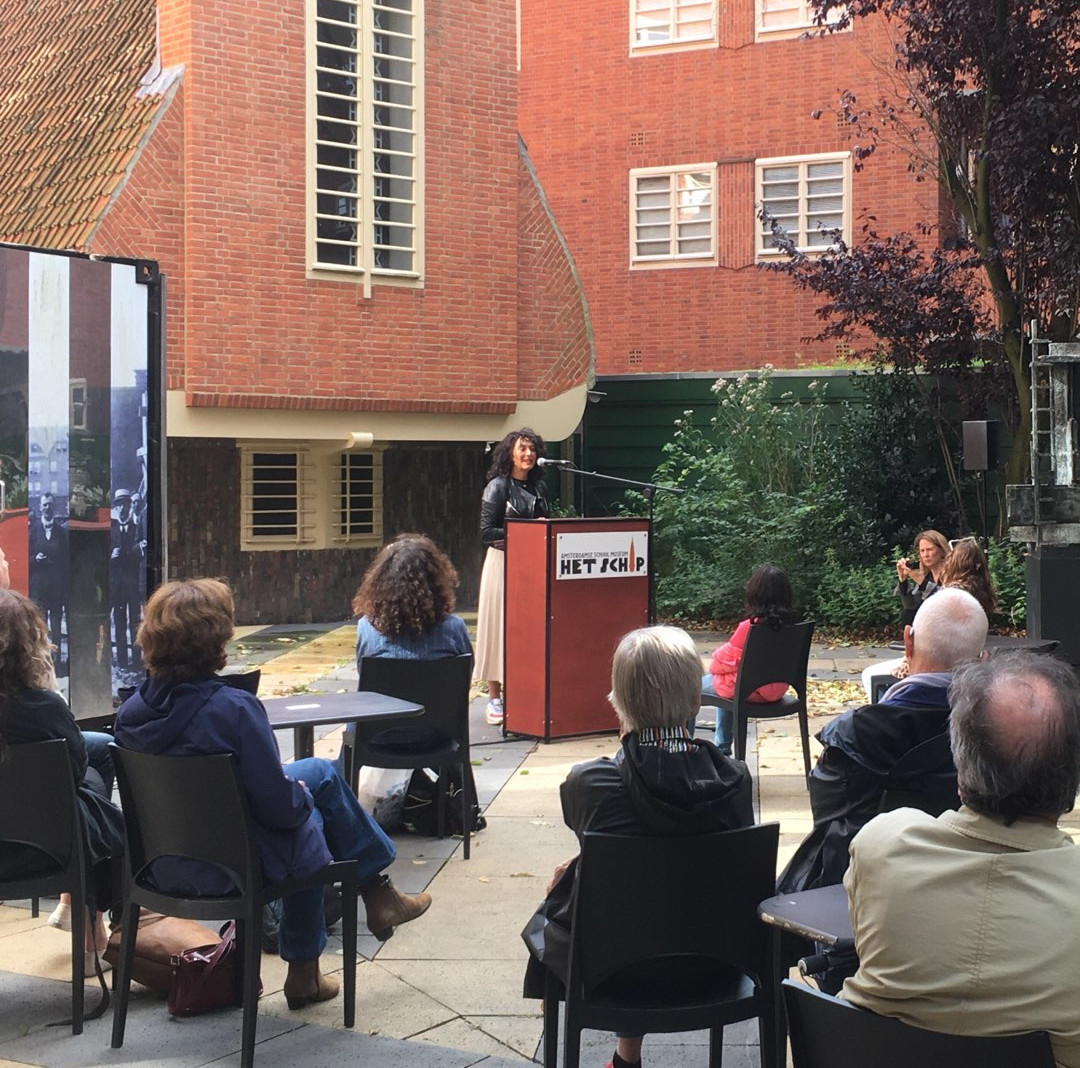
938, 535, 997, 621
842, 651, 1080, 1067
337, 533, 473, 768
779, 588, 987, 892
0, 590, 124, 973
702, 563, 797, 755
893, 528, 949, 627
114, 578, 432, 1010
523, 625, 753, 1068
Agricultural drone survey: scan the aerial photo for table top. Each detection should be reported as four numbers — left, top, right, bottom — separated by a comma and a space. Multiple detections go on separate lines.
262, 690, 423, 730
758, 884, 852, 946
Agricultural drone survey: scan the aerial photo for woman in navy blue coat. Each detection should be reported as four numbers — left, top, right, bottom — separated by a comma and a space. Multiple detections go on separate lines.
115, 578, 432, 1009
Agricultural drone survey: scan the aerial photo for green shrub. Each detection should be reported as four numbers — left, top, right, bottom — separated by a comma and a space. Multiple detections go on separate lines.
809, 550, 900, 630
987, 538, 1026, 628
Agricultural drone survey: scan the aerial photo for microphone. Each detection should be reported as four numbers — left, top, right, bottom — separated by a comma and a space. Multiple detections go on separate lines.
537, 457, 574, 468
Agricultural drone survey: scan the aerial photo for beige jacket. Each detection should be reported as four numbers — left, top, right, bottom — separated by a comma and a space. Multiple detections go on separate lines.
842, 805, 1080, 1068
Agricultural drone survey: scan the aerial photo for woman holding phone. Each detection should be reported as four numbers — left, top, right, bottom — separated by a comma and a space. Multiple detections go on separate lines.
894, 529, 950, 627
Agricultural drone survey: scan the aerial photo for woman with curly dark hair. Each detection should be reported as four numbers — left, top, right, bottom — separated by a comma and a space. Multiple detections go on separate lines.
475, 428, 549, 725
352, 534, 472, 664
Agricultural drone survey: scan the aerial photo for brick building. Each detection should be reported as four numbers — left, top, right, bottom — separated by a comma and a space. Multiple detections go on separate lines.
518, 0, 938, 377
0, 0, 592, 620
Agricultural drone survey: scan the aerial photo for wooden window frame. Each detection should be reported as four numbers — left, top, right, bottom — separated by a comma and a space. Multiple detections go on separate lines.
755, 152, 851, 259
630, 0, 717, 55
630, 164, 718, 269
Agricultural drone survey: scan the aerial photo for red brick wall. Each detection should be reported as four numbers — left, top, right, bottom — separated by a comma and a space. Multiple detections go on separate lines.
516, 144, 595, 399
105, 0, 585, 415
89, 85, 187, 391
519, 0, 939, 375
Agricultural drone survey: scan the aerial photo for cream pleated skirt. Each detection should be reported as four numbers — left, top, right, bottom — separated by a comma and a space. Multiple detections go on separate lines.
473, 546, 505, 684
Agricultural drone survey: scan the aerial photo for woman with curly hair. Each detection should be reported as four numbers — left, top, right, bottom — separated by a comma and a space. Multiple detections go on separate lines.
475, 428, 549, 725
352, 534, 472, 664
0, 589, 124, 973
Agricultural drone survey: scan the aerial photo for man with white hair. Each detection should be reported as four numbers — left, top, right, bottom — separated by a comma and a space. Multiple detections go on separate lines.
780, 588, 988, 892
843, 651, 1080, 1066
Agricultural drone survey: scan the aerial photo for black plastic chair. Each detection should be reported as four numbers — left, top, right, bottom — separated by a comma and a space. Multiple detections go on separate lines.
0, 739, 92, 1033
878, 731, 959, 816
109, 746, 359, 1068
701, 621, 815, 777
782, 979, 1056, 1067
544, 824, 782, 1068
343, 654, 476, 859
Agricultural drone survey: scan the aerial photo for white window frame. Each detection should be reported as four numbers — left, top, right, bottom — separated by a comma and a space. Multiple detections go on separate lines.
630, 164, 718, 269
755, 0, 847, 41
308, 0, 425, 287
755, 152, 851, 259
331, 447, 385, 547
630, 0, 717, 55
240, 446, 318, 549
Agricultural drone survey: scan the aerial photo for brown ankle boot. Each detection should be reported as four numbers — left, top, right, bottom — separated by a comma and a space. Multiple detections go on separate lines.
361, 877, 432, 941
283, 959, 340, 1009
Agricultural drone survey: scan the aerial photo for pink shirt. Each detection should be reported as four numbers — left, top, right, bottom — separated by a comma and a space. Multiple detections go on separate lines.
708, 618, 790, 703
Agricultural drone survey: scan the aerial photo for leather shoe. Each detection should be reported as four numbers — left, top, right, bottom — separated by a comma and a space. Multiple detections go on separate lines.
361, 877, 431, 941
283, 959, 339, 1009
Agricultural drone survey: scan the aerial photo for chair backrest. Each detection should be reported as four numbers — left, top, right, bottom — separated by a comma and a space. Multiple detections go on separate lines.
355, 654, 473, 744
569, 824, 779, 998
782, 979, 1056, 1068
110, 746, 258, 895
879, 731, 959, 816
0, 739, 81, 874
735, 621, 815, 704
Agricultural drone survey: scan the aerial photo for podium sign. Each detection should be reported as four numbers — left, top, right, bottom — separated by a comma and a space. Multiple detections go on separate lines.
504, 517, 651, 740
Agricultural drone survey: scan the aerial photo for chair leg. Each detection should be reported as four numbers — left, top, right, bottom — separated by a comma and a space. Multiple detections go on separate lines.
31, 896, 39, 918
111, 901, 141, 1048
69, 888, 85, 1035
239, 916, 261, 1068
435, 766, 448, 839
562, 1003, 582, 1068
734, 707, 748, 763
798, 705, 812, 779
542, 984, 560, 1068
708, 1025, 724, 1068
461, 759, 473, 861
341, 875, 358, 1028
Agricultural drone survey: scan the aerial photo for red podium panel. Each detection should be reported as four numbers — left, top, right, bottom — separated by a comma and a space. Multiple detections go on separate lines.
504, 517, 650, 740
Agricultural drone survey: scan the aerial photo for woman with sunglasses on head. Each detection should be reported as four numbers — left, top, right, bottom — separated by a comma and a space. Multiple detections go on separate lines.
938, 536, 997, 622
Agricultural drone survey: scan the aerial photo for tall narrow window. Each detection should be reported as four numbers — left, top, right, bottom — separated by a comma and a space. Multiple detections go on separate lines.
631, 0, 716, 51
631, 165, 717, 266
756, 154, 850, 257
313, 0, 421, 277
334, 450, 383, 545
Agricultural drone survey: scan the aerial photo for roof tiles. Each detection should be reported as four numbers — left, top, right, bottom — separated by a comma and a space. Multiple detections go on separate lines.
0, 0, 164, 249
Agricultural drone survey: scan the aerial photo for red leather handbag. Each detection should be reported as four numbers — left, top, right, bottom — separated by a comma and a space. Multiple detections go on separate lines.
167, 921, 256, 1017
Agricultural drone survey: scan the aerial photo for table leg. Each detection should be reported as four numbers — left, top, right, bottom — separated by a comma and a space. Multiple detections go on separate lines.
292, 726, 315, 761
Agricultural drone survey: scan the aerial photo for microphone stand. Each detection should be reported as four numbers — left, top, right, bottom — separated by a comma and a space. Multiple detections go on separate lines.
539, 461, 684, 623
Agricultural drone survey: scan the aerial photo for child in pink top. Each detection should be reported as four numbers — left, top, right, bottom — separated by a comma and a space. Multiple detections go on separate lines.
704, 564, 797, 754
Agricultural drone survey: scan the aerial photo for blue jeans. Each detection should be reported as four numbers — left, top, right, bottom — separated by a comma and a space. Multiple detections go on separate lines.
701, 674, 733, 756
277, 758, 396, 962
82, 731, 115, 794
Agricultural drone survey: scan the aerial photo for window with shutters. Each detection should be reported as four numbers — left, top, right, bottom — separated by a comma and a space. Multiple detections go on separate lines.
630, 165, 717, 267
631, 0, 717, 53
756, 153, 851, 258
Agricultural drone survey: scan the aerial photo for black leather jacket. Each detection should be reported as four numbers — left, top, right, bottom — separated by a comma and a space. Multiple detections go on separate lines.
480, 475, 549, 548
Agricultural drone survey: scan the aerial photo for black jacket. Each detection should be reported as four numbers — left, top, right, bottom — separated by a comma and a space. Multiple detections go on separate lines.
522, 732, 752, 995
480, 475, 548, 547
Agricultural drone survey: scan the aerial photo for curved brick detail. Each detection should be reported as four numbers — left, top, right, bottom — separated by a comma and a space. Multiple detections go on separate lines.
517, 137, 595, 400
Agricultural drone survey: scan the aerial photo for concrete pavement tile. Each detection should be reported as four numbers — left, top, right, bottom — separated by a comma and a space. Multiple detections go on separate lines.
0, 1060, 39, 1067
568, 1029, 760, 1068
0, 903, 47, 935
258, 960, 457, 1039
461, 1016, 543, 1060
0, 989, 295, 1067
375, 960, 532, 1016
434, 816, 577, 880
0, 926, 76, 982
374, 875, 538, 962
408, 1018, 532, 1061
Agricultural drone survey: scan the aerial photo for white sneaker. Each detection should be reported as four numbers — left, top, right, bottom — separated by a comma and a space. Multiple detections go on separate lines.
47, 902, 72, 932
485, 698, 504, 726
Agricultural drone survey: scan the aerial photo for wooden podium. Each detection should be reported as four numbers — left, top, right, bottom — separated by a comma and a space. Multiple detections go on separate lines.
504, 517, 651, 740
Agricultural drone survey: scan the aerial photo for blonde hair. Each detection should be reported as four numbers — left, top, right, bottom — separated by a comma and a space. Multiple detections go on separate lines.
0, 589, 55, 696
609, 625, 701, 732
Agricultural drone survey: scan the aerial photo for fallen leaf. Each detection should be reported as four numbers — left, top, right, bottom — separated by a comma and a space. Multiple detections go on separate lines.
478, 876, 491, 883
